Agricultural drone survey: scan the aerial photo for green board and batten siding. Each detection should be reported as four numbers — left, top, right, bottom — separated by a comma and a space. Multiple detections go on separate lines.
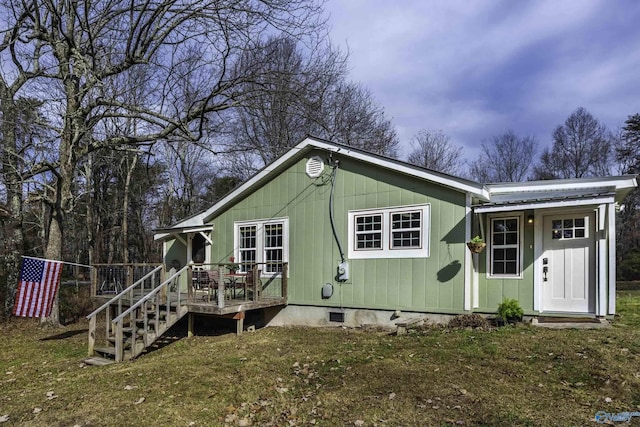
474, 210, 536, 314
207, 150, 469, 314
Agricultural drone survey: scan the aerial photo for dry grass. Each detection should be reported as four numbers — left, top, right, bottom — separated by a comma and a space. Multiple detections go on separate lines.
1, 292, 640, 426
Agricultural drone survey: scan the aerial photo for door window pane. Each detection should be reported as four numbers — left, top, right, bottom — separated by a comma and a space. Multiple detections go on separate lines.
550, 216, 587, 240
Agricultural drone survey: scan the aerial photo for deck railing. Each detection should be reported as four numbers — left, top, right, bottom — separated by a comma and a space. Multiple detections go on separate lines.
92, 263, 164, 296
189, 262, 288, 307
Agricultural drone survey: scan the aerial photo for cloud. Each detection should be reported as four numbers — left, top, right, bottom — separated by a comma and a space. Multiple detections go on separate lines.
325, 0, 640, 160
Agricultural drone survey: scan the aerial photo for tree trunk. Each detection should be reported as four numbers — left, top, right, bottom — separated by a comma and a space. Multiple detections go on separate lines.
122, 153, 138, 265
0, 90, 25, 319
41, 211, 63, 327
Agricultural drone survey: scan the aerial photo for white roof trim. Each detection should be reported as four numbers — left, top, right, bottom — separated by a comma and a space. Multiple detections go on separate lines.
474, 195, 615, 214
195, 137, 488, 224
154, 225, 214, 241
487, 176, 637, 195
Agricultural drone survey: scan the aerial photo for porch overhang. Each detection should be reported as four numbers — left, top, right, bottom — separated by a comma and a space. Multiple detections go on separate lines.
472, 192, 616, 214
153, 225, 214, 242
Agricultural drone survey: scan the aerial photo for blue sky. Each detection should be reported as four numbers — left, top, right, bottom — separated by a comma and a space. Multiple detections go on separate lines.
325, 0, 640, 161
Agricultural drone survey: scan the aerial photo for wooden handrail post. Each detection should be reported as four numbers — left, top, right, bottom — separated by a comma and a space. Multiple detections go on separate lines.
88, 315, 96, 356
217, 265, 225, 309
115, 321, 123, 363
187, 265, 193, 302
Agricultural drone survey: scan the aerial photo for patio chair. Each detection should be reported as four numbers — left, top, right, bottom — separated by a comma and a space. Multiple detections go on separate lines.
243, 268, 262, 301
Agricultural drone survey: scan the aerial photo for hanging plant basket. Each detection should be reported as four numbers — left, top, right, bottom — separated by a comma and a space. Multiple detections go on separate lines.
466, 242, 486, 253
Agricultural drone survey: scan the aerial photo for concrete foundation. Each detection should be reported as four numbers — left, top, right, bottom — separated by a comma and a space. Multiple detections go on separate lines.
263, 305, 454, 329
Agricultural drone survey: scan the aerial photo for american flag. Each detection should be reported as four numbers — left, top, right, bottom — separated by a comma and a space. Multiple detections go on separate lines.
13, 257, 63, 318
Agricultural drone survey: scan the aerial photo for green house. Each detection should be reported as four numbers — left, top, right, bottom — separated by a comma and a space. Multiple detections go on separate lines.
155, 136, 637, 327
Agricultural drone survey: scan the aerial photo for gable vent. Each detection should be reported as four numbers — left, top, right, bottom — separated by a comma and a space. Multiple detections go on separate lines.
305, 156, 325, 178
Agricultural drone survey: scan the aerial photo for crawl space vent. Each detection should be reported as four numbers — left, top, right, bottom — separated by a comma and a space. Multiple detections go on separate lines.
329, 311, 345, 323
305, 156, 325, 178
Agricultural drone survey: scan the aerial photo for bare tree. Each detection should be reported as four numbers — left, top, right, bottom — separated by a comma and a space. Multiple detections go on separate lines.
1, 0, 325, 324
614, 113, 640, 278
468, 130, 537, 182
406, 130, 463, 175
533, 107, 612, 179
224, 35, 398, 174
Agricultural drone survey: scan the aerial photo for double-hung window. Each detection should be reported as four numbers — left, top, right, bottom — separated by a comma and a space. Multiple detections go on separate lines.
235, 218, 288, 275
348, 204, 430, 259
488, 216, 521, 277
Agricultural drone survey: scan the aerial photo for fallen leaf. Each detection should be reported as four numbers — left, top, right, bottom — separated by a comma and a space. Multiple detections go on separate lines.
354, 420, 365, 426
238, 418, 250, 426
0, 415, 9, 423
605, 397, 612, 403
134, 397, 145, 405
124, 385, 137, 390
33, 408, 42, 414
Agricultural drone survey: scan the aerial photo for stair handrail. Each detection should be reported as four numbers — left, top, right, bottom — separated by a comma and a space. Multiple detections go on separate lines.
111, 265, 188, 325
86, 265, 164, 320
110, 265, 189, 362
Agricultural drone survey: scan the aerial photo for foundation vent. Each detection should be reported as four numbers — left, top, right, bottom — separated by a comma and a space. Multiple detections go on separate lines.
329, 311, 345, 323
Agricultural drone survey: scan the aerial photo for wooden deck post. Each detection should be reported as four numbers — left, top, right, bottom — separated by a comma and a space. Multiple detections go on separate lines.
188, 313, 194, 337
233, 312, 245, 335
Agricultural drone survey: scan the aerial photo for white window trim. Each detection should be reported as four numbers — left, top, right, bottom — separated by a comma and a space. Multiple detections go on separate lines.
348, 204, 430, 259
234, 217, 289, 276
486, 213, 523, 279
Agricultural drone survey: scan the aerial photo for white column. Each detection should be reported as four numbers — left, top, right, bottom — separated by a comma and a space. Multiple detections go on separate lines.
597, 204, 607, 316
608, 203, 616, 315
464, 194, 472, 311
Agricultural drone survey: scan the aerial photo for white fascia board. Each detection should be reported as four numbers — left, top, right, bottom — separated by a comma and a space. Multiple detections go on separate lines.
303, 139, 489, 200
200, 139, 316, 223
487, 175, 637, 195
474, 195, 615, 214
200, 137, 488, 223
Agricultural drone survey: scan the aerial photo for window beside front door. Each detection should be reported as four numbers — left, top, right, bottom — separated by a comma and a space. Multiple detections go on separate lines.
488, 216, 521, 277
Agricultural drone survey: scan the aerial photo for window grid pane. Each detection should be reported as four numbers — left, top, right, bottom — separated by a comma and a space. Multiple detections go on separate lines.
491, 217, 519, 276
355, 214, 383, 250
264, 224, 284, 273
239, 226, 257, 272
391, 211, 421, 249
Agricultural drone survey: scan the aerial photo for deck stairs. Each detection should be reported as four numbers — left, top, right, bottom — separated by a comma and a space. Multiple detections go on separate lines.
85, 266, 189, 364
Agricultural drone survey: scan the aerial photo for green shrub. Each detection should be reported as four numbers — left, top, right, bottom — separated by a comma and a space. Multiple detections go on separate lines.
497, 298, 523, 323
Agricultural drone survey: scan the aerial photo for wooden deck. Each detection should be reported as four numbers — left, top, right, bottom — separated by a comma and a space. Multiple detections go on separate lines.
93, 291, 287, 316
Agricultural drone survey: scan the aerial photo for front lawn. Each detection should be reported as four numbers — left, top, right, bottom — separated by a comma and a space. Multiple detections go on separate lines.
1, 291, 640, 426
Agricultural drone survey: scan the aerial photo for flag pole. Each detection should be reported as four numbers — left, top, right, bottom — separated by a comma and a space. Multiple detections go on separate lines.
20, 255, 92, 269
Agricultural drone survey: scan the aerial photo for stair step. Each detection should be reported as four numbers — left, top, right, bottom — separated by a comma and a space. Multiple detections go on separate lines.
94, 346, 116, 356
82, 356, 114, 366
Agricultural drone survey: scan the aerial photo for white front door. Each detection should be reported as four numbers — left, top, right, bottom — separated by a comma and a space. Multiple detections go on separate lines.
541, 212, 596, 313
